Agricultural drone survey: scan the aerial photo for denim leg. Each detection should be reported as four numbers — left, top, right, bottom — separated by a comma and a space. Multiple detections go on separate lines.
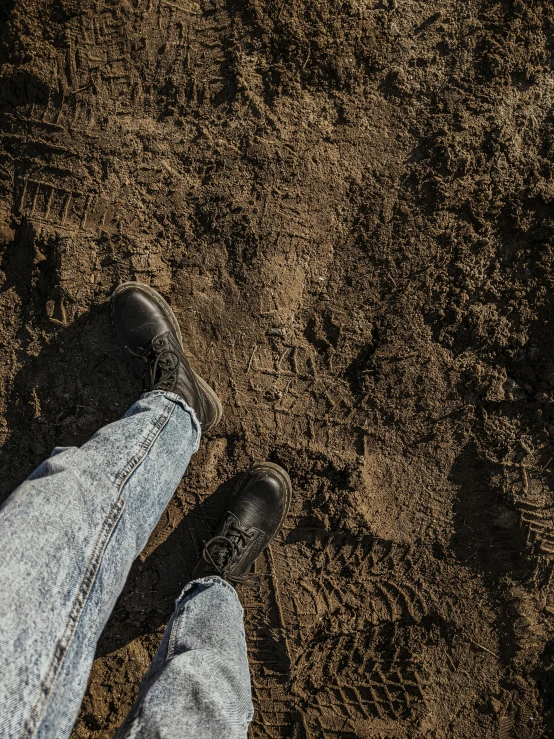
116, 576, 254, 739
0, 390, 200, 739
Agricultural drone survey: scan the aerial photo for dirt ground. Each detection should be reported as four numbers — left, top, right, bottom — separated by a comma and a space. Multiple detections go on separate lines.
1, 0, 554, 736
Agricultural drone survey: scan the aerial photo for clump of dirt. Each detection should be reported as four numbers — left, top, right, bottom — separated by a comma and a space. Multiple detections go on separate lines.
1, 0, 554, 736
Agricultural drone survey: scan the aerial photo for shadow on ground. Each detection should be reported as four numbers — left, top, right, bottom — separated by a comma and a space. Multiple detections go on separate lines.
0, 299, 136, 506
95, 472, 242, 658
450, 443, 534, 664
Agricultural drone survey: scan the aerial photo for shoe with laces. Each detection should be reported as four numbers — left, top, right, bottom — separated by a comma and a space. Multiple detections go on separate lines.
193, 462, 292, 585
111, 281, 223, 432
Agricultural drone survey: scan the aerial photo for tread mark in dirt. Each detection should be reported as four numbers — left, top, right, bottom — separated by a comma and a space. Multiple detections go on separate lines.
268, 531, 431, 732
520, 504, 554, 558
228, 342, 361, 455
242, 542, 296, 739
497, 694, 539, 739
17, 180, 117, 234
512, 469, 554, 554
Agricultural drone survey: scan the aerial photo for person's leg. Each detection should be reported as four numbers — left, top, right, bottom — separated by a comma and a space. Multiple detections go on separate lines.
0, 391, 199, 739
115, 577, 253, 739
115, 462, 291, 739
0, 282, 222, 739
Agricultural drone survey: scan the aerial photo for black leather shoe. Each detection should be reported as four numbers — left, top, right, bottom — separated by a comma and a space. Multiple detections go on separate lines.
111, 282, 223, 432
193, 462, 292, 584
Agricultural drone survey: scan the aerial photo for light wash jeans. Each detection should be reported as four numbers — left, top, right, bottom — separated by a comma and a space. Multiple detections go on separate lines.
0, 390, 254, 739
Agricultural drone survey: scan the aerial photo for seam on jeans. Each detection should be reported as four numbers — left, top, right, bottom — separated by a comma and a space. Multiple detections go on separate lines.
113, 401, 174, 489
166, 601, 187, 660
21, 398, 176, 739
20, 499, 125, 739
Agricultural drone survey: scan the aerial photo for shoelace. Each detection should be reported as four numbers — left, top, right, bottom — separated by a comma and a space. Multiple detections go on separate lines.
202, 523, 256, 584
126, 333, 181, 392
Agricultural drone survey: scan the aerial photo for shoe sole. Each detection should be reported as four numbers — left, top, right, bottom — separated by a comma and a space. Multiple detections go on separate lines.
232, 461, 293, 536
110, 281, 223, 430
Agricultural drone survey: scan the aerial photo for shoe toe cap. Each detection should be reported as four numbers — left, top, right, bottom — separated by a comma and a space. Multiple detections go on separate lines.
233, 464, 292, 534
111, 284, 174, 346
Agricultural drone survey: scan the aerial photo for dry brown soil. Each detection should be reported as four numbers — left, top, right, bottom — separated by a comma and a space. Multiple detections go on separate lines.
1, 0, 554, 737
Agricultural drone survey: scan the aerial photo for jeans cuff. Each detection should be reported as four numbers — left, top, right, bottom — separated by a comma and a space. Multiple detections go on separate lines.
177, 576, 242, 609
140, 390, 202, 453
